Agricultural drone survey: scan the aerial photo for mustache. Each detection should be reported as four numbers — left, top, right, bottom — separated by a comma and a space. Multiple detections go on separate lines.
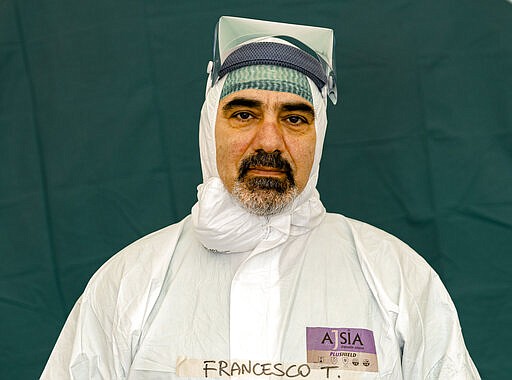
237, 150, 295, 184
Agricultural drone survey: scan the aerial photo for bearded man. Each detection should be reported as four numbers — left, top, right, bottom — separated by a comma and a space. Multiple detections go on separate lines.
42, 16, 480, 380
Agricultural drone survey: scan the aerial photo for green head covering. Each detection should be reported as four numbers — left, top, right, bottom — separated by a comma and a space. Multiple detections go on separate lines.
220, 64, 313, 104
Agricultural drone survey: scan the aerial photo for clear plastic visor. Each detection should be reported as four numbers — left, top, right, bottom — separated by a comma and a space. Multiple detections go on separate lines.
207, 17, 338, 105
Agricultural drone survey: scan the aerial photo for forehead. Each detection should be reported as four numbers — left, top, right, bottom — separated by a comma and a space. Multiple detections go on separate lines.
218, 89, 314, 111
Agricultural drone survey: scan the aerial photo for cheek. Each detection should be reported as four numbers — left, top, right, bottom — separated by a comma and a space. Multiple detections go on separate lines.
288, 134, 316, 189
215, 133, 250, 189
216, 136, 247, 167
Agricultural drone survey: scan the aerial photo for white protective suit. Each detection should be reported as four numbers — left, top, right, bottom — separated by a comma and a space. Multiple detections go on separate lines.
41, 66, 480, 380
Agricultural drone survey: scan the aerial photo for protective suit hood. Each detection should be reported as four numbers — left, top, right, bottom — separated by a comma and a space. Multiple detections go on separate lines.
191, 44, 329, 254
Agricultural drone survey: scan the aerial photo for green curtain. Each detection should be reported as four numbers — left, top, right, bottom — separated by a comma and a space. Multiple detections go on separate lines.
1, 1, 510, 378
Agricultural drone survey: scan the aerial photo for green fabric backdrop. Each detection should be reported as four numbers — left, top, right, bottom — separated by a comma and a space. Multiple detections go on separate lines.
1, 1, 511, 378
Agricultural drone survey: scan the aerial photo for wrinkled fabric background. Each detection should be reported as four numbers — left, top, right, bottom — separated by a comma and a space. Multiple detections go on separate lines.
1, 1, 510, 379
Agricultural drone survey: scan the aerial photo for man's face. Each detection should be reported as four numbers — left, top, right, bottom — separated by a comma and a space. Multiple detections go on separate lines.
215, 88, 316, 215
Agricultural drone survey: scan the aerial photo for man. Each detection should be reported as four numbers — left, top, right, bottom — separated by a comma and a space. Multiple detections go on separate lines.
42, 17, 480, 379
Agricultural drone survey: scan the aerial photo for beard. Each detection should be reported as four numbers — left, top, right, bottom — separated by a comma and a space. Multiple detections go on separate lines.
231, 150, 298, 216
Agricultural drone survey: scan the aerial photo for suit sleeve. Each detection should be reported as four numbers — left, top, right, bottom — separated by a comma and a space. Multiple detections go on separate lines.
40, 284, 129, 380
395, 256, 480, 379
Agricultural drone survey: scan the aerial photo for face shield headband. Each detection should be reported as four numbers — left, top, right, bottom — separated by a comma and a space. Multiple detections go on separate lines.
218, 41, 327, 95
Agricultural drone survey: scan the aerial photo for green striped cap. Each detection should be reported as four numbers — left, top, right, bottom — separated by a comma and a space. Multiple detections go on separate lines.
220, 64, 312, 103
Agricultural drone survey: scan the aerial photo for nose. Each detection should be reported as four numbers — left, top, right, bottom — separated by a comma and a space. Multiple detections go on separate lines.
252, 116, 285, 153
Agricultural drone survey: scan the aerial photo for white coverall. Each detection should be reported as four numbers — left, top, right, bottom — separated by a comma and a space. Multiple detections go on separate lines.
41, 69, 480, 380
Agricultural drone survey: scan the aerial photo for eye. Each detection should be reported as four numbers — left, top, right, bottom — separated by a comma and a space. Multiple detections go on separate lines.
285, 115, 307, 125
234, 111, 253, 121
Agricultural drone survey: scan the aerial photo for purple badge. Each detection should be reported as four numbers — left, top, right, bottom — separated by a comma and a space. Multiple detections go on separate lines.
306, 327, 379, 372
306, 327, 376, 354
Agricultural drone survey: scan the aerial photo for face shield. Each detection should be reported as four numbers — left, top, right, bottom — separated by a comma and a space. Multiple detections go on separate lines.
206, 16, 338, 105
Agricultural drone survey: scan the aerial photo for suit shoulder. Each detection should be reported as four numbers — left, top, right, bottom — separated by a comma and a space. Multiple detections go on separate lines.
84, 216, 189, 296
321, 213, 435, 278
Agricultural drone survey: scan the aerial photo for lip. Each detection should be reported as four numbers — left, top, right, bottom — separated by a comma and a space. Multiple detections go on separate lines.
247, 167, 286, 176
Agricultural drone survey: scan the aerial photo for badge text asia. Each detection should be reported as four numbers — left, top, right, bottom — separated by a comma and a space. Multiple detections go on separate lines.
320, 330, 363, 350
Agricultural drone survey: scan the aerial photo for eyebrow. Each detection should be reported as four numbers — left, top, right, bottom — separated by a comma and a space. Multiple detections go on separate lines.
222, 98, 262, 112
282, 102, 315, 118
221, 97, 315, 118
